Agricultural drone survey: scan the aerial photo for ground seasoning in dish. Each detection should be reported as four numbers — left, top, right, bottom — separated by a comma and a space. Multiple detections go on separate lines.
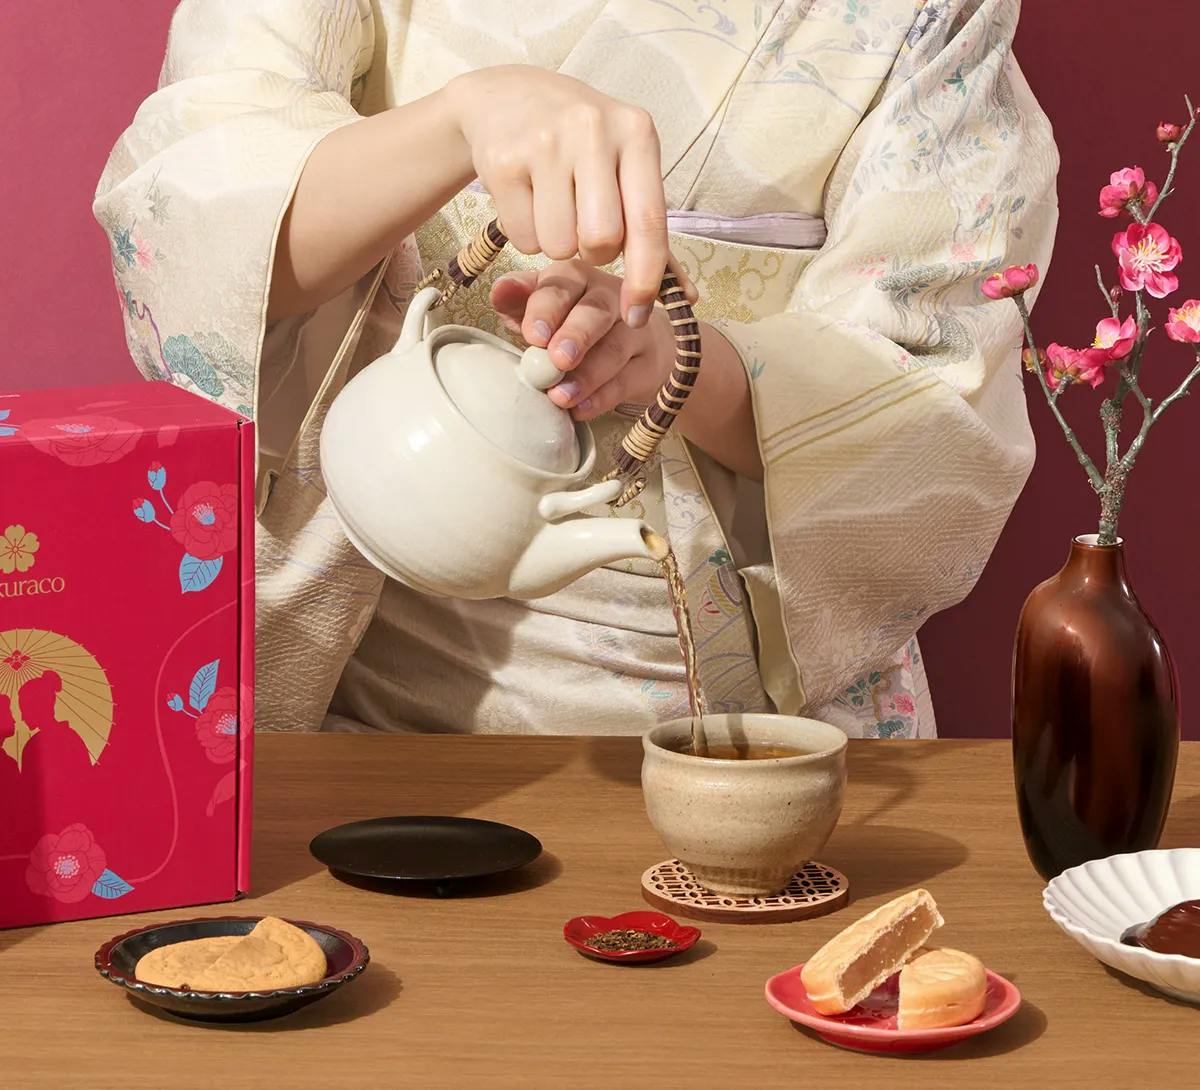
585, 929, 677, 952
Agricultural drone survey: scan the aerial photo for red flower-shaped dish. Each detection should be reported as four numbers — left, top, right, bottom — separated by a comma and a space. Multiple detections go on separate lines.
95, 915, 369, 1024
563, 910, 700, 963
765, 962, 1021, 1054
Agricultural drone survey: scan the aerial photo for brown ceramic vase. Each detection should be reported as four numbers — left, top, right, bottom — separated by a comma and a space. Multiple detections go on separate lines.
1012, 534, 1180, 880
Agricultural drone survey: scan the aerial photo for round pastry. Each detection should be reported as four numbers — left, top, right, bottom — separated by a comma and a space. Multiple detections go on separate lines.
134, 917, 327, 992
801, 889, 944, 1015
134, 935, 242, 988
897, 947, 987, 1030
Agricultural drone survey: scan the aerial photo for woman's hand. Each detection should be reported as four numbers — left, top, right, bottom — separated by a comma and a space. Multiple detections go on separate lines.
272, 64, 677, 324
447, 66, 670, 327
491, 261, 764, 481
491, 262, 675, 419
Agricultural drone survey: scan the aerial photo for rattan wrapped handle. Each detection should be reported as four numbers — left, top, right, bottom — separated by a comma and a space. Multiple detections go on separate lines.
430, 218, 700, 505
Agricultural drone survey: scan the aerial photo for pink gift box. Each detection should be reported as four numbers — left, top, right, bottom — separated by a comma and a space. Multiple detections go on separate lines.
0, 382, 253, 928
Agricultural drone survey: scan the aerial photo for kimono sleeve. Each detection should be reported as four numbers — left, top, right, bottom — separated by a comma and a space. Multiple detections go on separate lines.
92, 0, 375, 421
710, 0, 1060, 710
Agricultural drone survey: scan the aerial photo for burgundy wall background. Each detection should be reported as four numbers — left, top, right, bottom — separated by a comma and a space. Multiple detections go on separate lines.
2, 2, 1197, 738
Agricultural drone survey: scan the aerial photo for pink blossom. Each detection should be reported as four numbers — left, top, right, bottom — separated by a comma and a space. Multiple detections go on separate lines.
1158, 122, 1184, 144
170, 482, 239, 560
22, 416, 141, 467
1165, 299, 1200, 343
1112, 223, 1182, 298
26, 824, 107, 903
892, 694, 915, 716
981, 263, 1039, 300
1091, 315, 1138, 360
1045, 343, 1109, 390
132, 231, 154, 270
195, 687, 239, 764
1099, 167, 1159, 218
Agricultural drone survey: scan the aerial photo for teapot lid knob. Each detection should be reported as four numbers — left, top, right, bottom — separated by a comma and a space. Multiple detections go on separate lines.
518, 346, 564, 392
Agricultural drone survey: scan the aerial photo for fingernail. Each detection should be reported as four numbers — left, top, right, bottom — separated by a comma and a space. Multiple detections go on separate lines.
627, 305, 650, 329
532, 319, 552, 343
553, 379, 581, 404
556, 338, 579, 362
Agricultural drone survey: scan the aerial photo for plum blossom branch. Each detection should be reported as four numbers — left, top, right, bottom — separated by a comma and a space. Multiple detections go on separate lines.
1013, 296, 1105, 493
1145, 95, 1196, 221
983, 95, 1197, 546
1095, 265, 1120, 319
1153, 348, 1200, 422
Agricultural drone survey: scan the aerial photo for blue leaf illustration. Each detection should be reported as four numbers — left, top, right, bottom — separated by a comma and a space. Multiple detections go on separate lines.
148, 464, 166, 490
92, 869, 134, 900
189, 659, 221, 712
179, 553, 223, 594
0, 410, 9, 420
112, 227, 137, 267
166, 693, 184, 712
133, 499, 156, 523
0, 427, 15, 437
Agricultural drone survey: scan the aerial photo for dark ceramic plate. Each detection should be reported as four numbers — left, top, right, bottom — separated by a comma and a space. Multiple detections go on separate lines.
309, 816, 542, 895
95, 916, 369, 1023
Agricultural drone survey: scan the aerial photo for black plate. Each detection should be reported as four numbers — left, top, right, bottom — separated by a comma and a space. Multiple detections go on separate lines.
309, 816, 542, 895
95, 916, 369, 1024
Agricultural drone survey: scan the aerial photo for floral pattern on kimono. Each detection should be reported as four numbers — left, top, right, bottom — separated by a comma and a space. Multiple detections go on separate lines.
93, 0, 1058, 737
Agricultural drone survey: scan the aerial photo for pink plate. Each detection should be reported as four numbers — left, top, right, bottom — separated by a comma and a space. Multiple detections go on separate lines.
764, 963, 1021, 1054
563, 910, 700, 963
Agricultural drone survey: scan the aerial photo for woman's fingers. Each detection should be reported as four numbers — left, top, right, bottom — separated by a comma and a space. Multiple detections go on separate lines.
543, 285, 621, 380
489, 270, 540, 333
570, 364, 635, 421
616, 110, 669, 327
490, 168, 539, 255
516, 264, 590, 346
531, 162, 578, 261
573, 131, 625, 267
548, 324, 632, 409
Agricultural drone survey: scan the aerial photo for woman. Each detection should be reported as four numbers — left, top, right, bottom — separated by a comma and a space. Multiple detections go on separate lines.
95, 0, 1058, 738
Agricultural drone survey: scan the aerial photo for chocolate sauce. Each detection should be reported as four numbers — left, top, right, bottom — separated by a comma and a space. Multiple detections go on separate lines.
1121, 899, 1200, 957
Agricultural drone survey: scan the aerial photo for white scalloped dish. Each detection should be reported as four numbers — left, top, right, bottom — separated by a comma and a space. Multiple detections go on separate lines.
1042, 848, 1200, 1004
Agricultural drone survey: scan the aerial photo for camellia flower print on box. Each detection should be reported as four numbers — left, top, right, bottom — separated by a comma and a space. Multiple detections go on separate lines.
133, 463, 238, 593
0, 381, 254, 930
982, 100, 1197, 881
26, 823, 131, 905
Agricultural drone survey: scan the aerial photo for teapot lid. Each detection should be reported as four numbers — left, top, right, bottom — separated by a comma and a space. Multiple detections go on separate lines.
433, 336, 580, 475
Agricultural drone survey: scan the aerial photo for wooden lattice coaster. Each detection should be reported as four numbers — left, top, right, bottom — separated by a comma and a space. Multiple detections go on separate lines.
640, 859, 849, 923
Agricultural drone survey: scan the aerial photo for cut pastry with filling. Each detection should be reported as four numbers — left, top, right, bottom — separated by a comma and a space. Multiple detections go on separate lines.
897, 947, 987, 1030
801, 889, 944, 1015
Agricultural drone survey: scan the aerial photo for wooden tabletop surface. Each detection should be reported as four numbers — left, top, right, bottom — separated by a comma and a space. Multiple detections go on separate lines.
5, 736, 1198, 1088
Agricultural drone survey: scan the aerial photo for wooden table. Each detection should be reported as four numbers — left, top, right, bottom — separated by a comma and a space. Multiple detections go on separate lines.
5, 737, 1198, 1088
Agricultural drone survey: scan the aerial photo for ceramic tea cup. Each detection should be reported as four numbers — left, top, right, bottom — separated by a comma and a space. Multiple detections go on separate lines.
641, 714, 847, 897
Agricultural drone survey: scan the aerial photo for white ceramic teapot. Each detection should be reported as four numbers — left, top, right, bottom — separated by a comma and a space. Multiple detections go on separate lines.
321, 219, 702, 601
321, 285, 673, 599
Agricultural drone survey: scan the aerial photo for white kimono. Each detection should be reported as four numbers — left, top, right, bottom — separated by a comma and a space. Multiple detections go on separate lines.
94, 0, 1058, 738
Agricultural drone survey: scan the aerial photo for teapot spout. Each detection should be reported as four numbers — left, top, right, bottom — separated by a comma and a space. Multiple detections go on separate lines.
509, 517, 670, 599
